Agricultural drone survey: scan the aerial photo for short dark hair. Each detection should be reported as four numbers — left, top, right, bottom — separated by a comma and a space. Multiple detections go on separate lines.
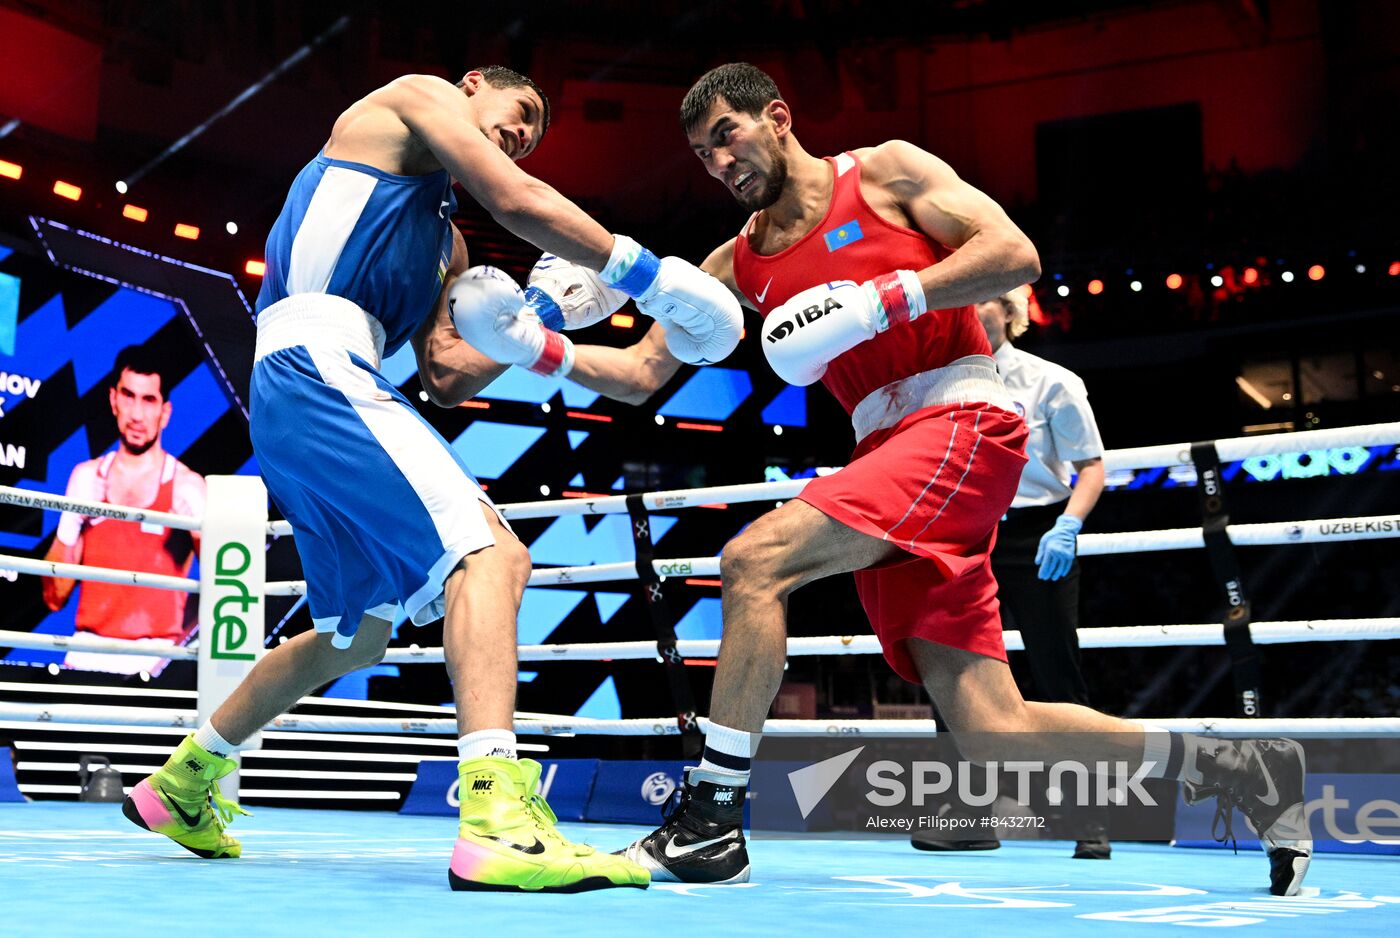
458, 65, 550, 135
111, 345, 173, 401
680, 63, 782, 135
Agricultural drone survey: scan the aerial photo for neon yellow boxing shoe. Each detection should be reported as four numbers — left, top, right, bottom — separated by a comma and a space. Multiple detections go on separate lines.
449, 757, 649, 892
122, 734, 251, 859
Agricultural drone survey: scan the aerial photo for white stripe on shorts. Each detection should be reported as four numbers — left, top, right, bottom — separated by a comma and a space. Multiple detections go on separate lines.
905, 412, 983, 550
883, 420, 960, 542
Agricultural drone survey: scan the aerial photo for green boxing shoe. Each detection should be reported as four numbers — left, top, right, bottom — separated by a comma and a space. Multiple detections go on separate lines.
449, 757, 649, 893
123, 734, 251, 859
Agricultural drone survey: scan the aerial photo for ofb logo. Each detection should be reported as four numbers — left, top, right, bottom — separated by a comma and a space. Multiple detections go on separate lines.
210, 541, 257, 660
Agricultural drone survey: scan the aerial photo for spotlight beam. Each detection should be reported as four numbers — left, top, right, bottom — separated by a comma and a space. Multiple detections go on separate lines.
121, 15, 350, 190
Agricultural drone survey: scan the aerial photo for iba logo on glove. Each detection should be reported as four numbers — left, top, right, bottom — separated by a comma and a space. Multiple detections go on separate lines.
766, 294, 845, 343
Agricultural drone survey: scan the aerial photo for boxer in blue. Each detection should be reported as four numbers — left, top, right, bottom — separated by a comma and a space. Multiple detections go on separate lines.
123, 66, 742, 893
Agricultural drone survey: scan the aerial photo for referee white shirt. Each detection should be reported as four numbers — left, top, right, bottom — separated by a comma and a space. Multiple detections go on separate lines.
994, 342, 1105, 509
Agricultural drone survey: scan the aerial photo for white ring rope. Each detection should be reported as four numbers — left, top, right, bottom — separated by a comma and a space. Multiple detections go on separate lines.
0, 552, 199, 592
1, 702, 1395, 739
261, 420, 1400, 537
0, 484, 201, 532
8, 618, 1393, 663
262, 511, 1399, 596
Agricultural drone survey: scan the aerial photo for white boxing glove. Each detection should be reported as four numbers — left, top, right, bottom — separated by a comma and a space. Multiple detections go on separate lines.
761, 271, 927, 386
597, 235, 742, 365
525, 254, 629, 330
448, 266, 574, 377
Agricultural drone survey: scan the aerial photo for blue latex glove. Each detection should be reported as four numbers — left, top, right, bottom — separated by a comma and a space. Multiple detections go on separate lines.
1035, 514, 1082, 581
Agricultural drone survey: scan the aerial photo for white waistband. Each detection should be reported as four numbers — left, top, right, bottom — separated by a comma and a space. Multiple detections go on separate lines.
850, 355, 1015, 443
254, 294, 386, 369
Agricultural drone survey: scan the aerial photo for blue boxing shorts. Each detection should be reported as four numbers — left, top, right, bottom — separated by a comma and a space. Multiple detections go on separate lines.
251, 294, 505, 649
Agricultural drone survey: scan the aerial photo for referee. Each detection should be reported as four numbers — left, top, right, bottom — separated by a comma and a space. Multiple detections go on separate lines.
984, 286, 1109, 859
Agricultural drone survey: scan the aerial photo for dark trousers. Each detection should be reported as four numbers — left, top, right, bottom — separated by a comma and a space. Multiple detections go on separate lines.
992, 501, 1090, 706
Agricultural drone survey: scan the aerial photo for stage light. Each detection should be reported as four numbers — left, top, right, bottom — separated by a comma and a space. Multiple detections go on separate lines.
1388, 261, 1400, 277
1355, 264, 1366, 274
174, 223, 200, 240
610, 312, 634, 328
0, 160, 21, 180
115, 180, 128, 194
1087, 279, 1104, 295
1165, 273, 1183, 289
1056, 284, 1069, 297
1243, 267, 1259, 284
539, 485, 550, 496
773, 425, 784, 435
122, 204, 149, 222
1308, 264, 1325, 281
245, 259, 266, 276
1281, 271, 1295, 283
225, 221, 239, 235
53, 180, 82, 201
677, 421, 723, 432
1210, 275, 1224, 287
654, 414, 665, 425
1129, 280, 1142, 292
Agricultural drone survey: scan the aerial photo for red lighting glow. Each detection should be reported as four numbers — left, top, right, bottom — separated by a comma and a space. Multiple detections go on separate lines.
561, 491, 611, 499
1087, 279, 1104, 295
1390, 261, 1400, 277
1243, 267, 1259, 285
122, 204, 148, 222
53, 180, 82, 201
676, 421, 723, 432
684, 578, 723, 587
1307, 265, 1325, 281
458, 400, 490, 410
567, 411, 613, 423
610, 313, 635, 328
1165, 273, 1183, 290
174, 223, 200, 240
0, 160, 21, 180
245, 259, 266, 276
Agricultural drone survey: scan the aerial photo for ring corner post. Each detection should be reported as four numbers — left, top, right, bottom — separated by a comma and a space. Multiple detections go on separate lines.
196, 475, 268, 798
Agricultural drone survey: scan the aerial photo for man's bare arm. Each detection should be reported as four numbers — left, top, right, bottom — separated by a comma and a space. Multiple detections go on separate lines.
864, 140, 1040, 307
568, 241, 747, 404
389, 76, 616, 270
41, 537, 79, 611
411, 226, 509, 407
1065, 457, 1105, 522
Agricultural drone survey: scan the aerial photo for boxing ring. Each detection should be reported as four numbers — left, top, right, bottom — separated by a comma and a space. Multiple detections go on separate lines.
2, 420, 1399, 935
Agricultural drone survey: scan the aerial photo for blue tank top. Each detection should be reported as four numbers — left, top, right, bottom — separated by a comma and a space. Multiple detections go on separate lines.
256, 154, 457, 357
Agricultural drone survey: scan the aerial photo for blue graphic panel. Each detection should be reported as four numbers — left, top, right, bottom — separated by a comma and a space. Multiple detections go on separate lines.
518, 588, 589, 644
761, 385, 807, 427
569, 472, 585, 487
379, 342, 419, 388
17, 429, 89, 538
478, 368, 601, 409
162, 364, 231, 456
594, 592, 629, 624
656, 368, 752, 421
567, 431, 588, 449
449, 421, 546, 478
575, 675, 621, 720
610, 475, 624, 491
526, 514, 677, 566
674, 597, 723, 641
0, 271, 18, 356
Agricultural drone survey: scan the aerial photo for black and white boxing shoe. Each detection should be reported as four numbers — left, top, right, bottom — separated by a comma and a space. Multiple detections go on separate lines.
1184, 738, 1312, 896
618, 768, 749, 883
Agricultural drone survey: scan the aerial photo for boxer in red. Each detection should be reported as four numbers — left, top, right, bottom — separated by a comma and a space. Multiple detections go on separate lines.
536, 63, 1310, 895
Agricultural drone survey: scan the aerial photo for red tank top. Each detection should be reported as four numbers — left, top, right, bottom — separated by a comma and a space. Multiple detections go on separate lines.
75, 452, 194, 641
732, 151, 992, 413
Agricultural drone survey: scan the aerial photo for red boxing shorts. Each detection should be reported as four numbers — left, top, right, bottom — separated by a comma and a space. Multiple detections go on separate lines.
797, 402, 1027, 683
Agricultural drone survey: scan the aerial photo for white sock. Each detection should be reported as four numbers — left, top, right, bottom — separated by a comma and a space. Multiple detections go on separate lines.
698, 721, 755, 785
193, 722, 237, 758
458, 729, 518, 761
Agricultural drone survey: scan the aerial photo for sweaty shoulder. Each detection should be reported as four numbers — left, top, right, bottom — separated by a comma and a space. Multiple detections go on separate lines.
327, 75, 468, 174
